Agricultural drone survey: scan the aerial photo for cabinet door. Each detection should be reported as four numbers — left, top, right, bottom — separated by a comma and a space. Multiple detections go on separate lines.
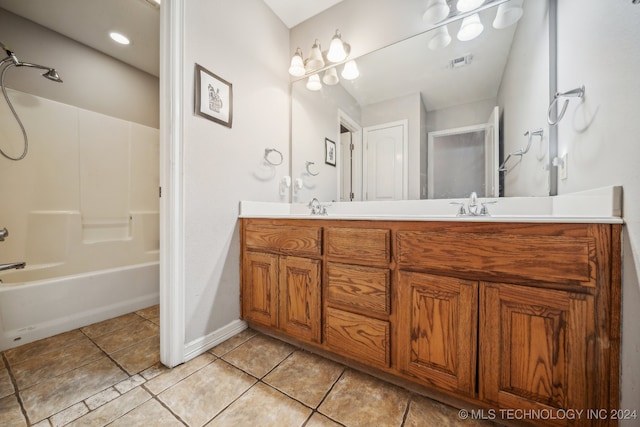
279, 256, 321, 343
480, 283, 595, 418
397, 271, 478, 395
242, 252, 278, 328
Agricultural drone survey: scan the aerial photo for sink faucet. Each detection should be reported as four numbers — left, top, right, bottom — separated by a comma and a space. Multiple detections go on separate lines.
0, 261, 26, 272
308, 198, 328, 215
450, 192, 496, 216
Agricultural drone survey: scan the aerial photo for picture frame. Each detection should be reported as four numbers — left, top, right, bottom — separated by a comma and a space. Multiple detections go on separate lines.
194, 63, 233, 128
325, 138, 336, 166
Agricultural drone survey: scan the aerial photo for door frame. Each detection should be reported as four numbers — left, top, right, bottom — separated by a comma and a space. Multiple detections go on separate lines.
338, 110, 363, 201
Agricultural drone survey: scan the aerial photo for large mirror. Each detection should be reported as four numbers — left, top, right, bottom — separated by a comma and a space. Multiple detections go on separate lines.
291, 0, 552, 202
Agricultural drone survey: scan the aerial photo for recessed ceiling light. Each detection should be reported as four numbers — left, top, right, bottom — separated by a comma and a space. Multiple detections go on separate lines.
109, 32, 130, 45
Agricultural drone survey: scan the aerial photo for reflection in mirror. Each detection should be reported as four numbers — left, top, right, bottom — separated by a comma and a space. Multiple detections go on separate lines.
291, 0, 551, 202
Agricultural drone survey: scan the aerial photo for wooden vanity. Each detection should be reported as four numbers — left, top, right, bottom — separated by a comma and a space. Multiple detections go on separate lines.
240, 217, 621, 426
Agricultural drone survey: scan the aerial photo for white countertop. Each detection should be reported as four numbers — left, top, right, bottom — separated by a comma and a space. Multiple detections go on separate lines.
239, 186, 623, 224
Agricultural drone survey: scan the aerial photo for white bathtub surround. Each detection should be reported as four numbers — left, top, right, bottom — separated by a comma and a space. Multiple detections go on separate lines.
240, 185, 622, 223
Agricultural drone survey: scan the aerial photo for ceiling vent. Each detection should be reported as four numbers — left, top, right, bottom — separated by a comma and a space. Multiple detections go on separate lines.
450, 54, 473, 69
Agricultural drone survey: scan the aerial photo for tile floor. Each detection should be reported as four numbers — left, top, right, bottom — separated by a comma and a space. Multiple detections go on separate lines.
0, 305, 497, 426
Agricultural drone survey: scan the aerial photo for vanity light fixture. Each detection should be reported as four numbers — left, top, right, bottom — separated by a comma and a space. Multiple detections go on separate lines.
109, 32, 130, 45
306, 74, 322, 91
456, 0, 485, 12
493, 0, 524, 29
327, 30, 350, 63
288, 48, 305, 77
305, 40, 325, 72
341, 60, 360, 80
429, 25, 452, 50
457, 13, 484, 41
322, 67, 340, 85
423, 0, 451, 26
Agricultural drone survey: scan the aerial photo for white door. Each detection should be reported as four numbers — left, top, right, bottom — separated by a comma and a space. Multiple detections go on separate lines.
340, 131, 353, 201
363, 120, 408, 201
485, 106, 499, 197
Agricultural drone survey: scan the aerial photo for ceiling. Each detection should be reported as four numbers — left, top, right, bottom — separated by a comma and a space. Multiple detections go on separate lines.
0, 0, 341, 77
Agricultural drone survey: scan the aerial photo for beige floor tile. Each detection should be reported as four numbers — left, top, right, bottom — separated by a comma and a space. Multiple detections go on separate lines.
222, 334, 295, 378
140, 362, 169, 381
81, 313, 142, 339
20, 356, 128, 423
109, 397, 183, 427
50, 401, 89, 427
11, 336, 103, 389
405, 395, 497, 427
144, 352, 215, 395
264, 350, 344, 408
110, 334, 160, 375
158, 359, 256, 426
135, 305, 160, 325
0, 367, 14, 399
4, 329, 86, 365
67, 387, 152, 427
318, 369, 410, 427
207, 382, 312, 427
305, 412, 344, 427
208, 328, 257, 357
90, 319, 159, 354
0, 394, 27, 427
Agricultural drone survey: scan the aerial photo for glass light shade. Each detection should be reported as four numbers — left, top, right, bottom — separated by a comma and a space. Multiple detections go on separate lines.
341, 60, 359, 80
327, 31, 348, 63
457, 13, 484, 41
456, 0, 484, 12
423, 0, 450, 26
305, 40, 325, 72
428, 25, 452, 50
322, 67, 340, 85
306, 74, 322, 91
288, 49, 305, 77
493, 0, 524, 29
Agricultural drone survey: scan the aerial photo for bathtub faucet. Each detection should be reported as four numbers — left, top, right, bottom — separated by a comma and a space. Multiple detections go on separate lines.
0, 261, 26, 272
0, 227, 8, 241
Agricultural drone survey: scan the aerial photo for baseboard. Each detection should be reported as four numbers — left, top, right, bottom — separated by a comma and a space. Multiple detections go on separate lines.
183, 319, 248, 362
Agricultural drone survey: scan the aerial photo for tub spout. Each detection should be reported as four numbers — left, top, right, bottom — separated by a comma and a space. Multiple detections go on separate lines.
0, 261, 26, 271
0, 228, 7, 241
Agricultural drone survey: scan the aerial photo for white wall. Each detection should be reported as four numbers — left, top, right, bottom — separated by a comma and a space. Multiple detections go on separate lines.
556, 1, 640, 417
180, 0, 290, 346
497, 0, 549, 197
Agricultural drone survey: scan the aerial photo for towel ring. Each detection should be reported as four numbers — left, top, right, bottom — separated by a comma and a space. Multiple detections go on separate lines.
305, 161, 319, 176
499, 128, 544, 172
264, 148, 283, 166
547, 85, 585, 126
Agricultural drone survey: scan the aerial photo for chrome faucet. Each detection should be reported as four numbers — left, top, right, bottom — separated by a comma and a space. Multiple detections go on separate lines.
0, 261, 26, 272
308, 198, 328, 215
450, 192, 496, 216
0, 228, 8, 241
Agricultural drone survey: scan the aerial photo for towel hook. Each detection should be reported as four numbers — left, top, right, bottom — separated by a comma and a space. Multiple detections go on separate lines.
547, 85, 585, 126
263, 148, 283, 166
305, 161, 319, 176
499, 128, 544, 172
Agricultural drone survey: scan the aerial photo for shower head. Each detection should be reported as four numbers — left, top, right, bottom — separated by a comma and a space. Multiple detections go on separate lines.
42, 68, 63, 83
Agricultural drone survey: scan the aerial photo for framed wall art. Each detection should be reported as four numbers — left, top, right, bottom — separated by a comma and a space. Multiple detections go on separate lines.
194, 63, 233, 128
325, 138, 336, 166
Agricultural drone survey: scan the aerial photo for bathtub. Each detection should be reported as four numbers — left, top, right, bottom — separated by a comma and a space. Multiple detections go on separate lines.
0, 261, 159, 352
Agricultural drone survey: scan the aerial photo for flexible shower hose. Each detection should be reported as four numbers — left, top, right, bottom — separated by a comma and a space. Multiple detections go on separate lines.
0, 63, 28, 161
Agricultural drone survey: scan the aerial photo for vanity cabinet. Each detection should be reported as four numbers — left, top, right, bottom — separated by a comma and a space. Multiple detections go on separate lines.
240, 218, 621, 426
241, 221, 322, 344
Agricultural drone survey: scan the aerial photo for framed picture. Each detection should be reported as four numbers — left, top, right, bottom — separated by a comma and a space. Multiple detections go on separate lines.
194, 63, 233, 128
325, 138, 336, 166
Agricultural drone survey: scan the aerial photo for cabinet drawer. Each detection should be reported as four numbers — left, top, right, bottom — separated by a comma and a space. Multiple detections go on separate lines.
326, 227, 390, 265
396, 230, 596, 287
326, 263, 390, 315
325, 307, 390, 368
245, 223, 321, 257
